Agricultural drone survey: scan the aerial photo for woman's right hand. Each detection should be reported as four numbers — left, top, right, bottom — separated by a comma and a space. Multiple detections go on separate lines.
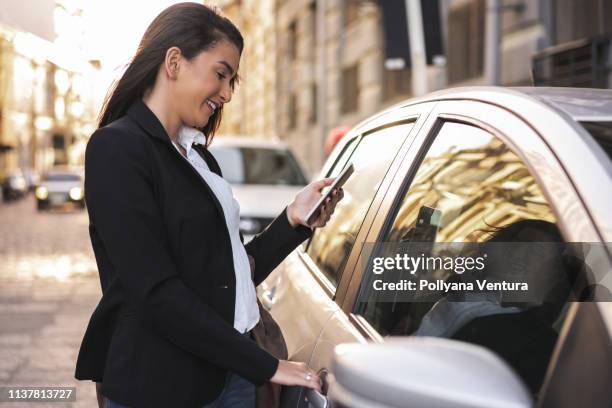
270, 360, 322, 392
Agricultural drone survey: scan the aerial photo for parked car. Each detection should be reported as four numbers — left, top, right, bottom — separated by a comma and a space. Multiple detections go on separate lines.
35, 167, 85, 211
1, 169, 28, 201
209, 137, 308, 241
257, 87, 612, 408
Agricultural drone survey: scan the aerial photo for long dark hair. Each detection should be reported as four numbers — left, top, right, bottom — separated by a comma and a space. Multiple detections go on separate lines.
98, 2, 243, 146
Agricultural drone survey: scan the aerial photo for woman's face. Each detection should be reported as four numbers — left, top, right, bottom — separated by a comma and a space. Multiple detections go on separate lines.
172, 39, 240, 128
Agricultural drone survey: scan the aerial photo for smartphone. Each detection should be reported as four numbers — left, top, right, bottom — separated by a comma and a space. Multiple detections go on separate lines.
306, 163, 354, 226
402, 205, 441, 243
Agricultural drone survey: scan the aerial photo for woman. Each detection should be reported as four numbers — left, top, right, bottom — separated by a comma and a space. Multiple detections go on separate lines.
74, 3, 343, 407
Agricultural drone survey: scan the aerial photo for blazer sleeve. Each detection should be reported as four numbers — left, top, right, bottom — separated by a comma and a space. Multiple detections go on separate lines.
85, 127, 278, 385
245, 207, 313, 286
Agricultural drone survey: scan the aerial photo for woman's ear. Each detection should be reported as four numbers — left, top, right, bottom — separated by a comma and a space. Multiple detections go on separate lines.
164, 46, 182, 80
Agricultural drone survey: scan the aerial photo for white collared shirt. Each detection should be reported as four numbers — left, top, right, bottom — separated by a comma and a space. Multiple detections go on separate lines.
171, 126, 260, 333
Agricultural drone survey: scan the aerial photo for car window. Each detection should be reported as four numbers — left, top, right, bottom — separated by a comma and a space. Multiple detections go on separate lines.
326, 137, 359, 179
210, 146, 307, 186
299, 137, 360, 253
355, 121, 573, 396
306, 122, 414, 289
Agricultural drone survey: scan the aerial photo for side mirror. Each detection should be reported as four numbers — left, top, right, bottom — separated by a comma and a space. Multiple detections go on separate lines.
328, 337, 532, 408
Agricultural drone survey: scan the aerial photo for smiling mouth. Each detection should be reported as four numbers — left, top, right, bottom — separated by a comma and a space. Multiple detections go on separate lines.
205, 99, 217, 113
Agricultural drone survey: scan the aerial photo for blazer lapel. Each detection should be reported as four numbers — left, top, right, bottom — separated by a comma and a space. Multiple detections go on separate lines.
126, 100, 226, 219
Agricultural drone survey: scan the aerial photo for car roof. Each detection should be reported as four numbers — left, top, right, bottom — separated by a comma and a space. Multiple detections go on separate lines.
507, 87, 612, 121
364, 86, 612, 126
441, 86, 612, 122
210, 136, 291, 150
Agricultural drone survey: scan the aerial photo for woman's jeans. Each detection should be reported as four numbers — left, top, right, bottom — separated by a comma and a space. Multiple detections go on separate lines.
105, 372, 256, 408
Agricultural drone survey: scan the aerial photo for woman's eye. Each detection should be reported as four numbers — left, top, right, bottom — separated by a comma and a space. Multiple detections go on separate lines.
217, 72, 226, 80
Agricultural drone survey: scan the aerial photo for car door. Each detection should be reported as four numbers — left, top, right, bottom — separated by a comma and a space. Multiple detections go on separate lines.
261, 103, 435, 408
313, 99, 611, 405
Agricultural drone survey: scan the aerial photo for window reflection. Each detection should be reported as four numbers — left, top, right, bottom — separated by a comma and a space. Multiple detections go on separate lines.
357, 121, 562, 397
387, 122, 555, 244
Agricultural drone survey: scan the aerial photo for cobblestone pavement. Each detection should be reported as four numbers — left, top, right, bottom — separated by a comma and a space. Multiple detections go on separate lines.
0, 195, 101, 408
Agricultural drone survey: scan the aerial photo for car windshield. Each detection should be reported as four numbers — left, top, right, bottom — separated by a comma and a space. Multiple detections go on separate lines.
210, 146, 307, 185
45, 173, 81, 182
580, 121, 612, 162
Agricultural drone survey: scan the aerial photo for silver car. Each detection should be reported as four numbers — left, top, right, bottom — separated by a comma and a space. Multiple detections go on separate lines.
259, 87, 612, 408
35, 167, 85, 211
209, 137, 308, 242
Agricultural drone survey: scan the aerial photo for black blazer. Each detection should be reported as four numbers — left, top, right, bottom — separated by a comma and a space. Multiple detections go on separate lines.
75, 100, 312, 408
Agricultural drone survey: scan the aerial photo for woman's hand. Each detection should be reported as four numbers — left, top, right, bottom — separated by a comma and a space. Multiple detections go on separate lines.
287, 178, 345, 229
270, 360, 322, 392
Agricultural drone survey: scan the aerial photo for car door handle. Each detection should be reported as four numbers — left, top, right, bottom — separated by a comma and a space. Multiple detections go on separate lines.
299, 369, 330, 408
318, 368, 329, 394
302, 388, 329, 408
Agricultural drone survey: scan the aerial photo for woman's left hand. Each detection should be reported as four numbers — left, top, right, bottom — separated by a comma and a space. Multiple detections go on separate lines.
287, 178, 345, 229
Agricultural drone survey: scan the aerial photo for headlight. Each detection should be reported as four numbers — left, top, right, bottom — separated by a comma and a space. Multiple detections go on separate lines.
69, 187, 83, 200
35, 186, 48, 199
239, 217, 261, 235
10, 178, 26, 189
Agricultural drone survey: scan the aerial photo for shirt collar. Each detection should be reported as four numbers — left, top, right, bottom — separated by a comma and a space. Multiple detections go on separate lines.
176, 126, 207, 156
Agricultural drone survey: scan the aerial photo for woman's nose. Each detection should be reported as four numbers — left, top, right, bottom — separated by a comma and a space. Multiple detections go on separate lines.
219, 82, 232, 104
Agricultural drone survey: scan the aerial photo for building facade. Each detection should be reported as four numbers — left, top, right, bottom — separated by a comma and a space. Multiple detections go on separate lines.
0, 3, 99, 179
276, 0, 386, 174
269, 0, 612, 173
217, 0, 280, 139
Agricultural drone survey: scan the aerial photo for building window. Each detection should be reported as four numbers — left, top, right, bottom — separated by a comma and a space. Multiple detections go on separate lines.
383, 67, 412, 101
310, 1, 317, 60
288, 21, 297, 61
310, 83, 317, 124
45, 65, 56, 116
447, 0, 485, 84
341, 64, 359, 114
553, 0, 612, 45
344, 0, 360, 27
532, 0, 612, 88
52, 134, 65, 150
532, 37, 611, 88
288, 93, 297, 130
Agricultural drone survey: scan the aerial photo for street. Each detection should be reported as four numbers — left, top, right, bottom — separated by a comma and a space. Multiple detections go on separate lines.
0, 195, 100, 407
